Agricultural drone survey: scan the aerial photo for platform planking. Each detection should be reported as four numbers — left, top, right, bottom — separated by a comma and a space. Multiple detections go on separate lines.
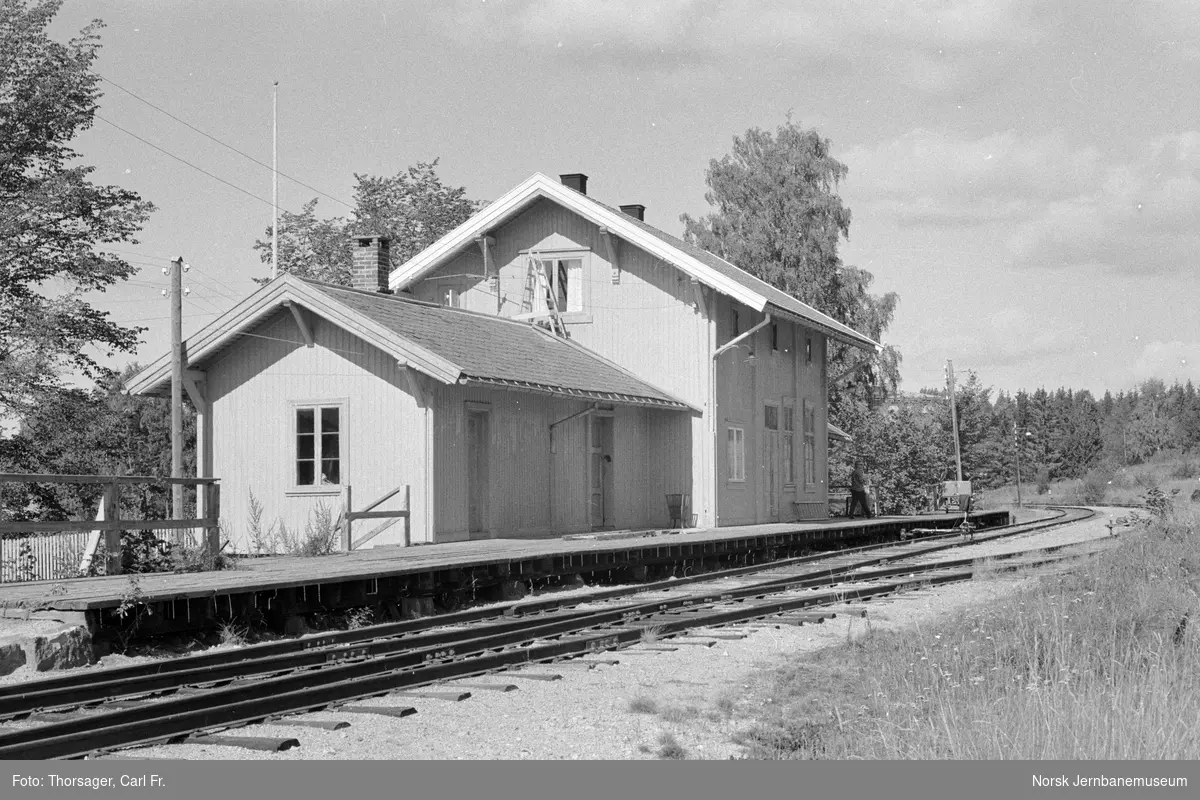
0, 511, 1008, 612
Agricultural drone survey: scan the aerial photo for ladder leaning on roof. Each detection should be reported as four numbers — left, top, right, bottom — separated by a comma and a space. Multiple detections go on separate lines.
521, 249, 567, 337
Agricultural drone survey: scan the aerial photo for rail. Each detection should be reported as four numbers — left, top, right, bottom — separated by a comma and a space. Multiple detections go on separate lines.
0, 473, 220, 580
0, 507, 1096, 758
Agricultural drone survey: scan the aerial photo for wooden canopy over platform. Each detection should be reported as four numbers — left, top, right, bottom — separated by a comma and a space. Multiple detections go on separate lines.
0, 511, 1009, 615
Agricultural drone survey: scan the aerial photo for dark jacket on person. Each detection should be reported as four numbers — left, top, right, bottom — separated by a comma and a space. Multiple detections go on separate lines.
850, 467, 867, 492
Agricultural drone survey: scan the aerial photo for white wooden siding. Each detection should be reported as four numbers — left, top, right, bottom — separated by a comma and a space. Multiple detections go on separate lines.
207, 307, 427, 552
714, 295, 829, 525
432, 384, 691, 538
414, 199, 712, 523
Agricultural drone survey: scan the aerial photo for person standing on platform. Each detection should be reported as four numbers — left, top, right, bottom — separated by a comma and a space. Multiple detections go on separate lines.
849, 460, 873, 519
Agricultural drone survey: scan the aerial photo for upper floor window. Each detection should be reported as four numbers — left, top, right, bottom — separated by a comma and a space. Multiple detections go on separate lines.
771, 323, 779, 352
533, 257, 583, 313
805, 335, 813, 365
731, 308, 740, 337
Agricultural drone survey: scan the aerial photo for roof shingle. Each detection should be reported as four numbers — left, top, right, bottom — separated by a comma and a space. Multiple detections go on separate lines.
310, 280, 690, 409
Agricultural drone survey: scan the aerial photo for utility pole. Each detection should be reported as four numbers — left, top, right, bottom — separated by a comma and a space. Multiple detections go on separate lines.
271, 80, 279, 279
946, 359, 963, 483
1014, 423, 1023, 508
170, 257, 185, 523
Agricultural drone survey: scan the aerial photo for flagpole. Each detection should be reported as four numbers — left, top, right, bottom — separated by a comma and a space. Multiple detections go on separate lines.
271, 80, 279, 279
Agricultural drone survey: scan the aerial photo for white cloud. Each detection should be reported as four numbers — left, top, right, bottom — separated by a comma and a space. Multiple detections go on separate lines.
437, 0, 1042, 88
847, 129, 1200, 274
1130, 340, 1200, 386
845, 129, 1102, 222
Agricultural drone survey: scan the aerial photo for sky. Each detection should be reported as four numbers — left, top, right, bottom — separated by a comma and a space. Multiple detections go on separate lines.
46, 0, 1200, 398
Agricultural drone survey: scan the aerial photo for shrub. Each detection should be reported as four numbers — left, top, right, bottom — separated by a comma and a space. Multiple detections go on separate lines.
1171, 461, 1198, 480
245, 494, 343, 557
628, 695, 658, 714
1080, 469, 1112, 505
656, 732, 687, 759
1035, 467, 1051, 495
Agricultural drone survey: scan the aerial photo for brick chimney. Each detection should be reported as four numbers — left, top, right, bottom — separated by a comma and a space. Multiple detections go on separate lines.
559, 173, 588, 195
352, 235, 392, 293
619, 204, 646, 222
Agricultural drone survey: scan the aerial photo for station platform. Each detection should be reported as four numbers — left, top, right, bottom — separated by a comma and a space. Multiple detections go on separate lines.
0, 510, 1009, 633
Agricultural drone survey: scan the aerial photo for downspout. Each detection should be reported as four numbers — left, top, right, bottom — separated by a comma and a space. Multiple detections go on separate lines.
705, 290, 718, 528
709, 309, 774, 527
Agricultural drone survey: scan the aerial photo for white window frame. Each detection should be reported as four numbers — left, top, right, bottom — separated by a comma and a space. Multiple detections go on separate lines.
782, 401, 796, 488
289, 399, 348, 494
726, 425, 746, 483
526, 250, 587, 315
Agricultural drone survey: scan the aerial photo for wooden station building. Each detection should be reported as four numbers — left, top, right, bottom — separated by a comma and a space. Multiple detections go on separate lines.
127, 173, 879, 551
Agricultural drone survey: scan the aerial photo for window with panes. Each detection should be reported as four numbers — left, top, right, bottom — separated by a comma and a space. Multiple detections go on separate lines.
783, 405, 796, 486
803, 400, 816, 488
296, 406, 341, 487
726, 426, 745, 482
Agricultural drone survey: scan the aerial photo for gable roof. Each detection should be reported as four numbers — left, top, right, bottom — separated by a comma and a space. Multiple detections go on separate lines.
125, 275, 691, 410
390, 172, 880, 352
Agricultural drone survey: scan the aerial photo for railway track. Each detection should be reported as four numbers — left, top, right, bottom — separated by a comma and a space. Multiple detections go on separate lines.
0, 506, 1101, 759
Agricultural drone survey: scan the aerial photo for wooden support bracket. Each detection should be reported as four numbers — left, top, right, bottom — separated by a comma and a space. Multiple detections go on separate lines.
690, 277, 705, 313
182, 373, 207, 414
475, 235, 496, 276
282, 301, 314, 347
599, 227, 620, 284
397, 361, 428, 407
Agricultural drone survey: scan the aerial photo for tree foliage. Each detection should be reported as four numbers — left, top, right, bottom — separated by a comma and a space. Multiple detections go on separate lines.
252, 160, 480, 284
0, 364, 194, 522
681, 117, 901, 414
835, 402, 950, 515
0, 0, 155, 414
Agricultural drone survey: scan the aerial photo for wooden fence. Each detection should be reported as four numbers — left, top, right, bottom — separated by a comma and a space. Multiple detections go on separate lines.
340, 484, 410, 551
0, 473, 220, 583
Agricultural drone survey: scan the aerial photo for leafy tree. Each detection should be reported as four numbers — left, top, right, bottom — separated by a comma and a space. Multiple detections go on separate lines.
253, 198, 351, 285
681, 117, 901, 415
1126, 379, 1177, 462
253, 160, 481, 284
950, 373, 1007, 489
836, 402, 950, 515
0, 364, 193, 522
0, 0, 155, 414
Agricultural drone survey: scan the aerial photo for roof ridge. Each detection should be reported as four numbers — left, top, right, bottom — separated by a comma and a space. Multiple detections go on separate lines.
573, 193, 872, 344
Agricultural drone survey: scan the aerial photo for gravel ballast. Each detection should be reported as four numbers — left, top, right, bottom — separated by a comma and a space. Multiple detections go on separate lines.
91, 506, 1124, 761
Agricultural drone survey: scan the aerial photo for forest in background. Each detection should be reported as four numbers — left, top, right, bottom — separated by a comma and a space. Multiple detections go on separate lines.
839, 374, 1200, 515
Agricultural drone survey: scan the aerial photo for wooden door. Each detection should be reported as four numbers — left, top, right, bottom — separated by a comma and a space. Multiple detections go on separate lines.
764, 405, 780, 522
589, 415, 613, 528
467, 410, 489, 537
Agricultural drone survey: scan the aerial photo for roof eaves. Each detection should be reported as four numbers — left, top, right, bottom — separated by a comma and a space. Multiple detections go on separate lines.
526, 323, 700, 412
767, 303, 881, 352
127, 276, 464, 396
458, 375, 691, 410
390, 173, 768, 311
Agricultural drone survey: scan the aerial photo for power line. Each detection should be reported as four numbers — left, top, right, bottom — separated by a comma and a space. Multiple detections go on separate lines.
99, 74, 354, 210
96, 115, 285, 210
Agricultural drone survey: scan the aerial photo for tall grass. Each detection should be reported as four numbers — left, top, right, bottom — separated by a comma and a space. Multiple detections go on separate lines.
980, 454, 1200, 508
738, 507, 1200, 759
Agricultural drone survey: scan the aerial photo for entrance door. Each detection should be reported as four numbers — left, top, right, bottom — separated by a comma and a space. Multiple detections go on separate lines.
467, 410, 489, 537
589, 415, 613, 528
764, 405, 780, 522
